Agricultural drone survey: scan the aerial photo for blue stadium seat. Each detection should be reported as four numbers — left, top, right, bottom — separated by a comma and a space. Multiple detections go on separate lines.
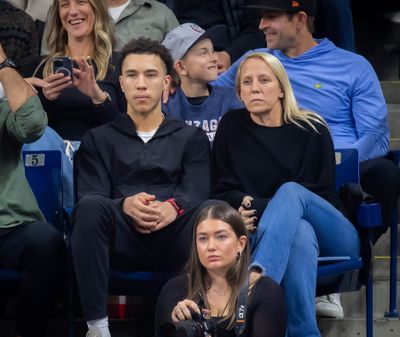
22, 150, 64, 231
317, 148, 382, 337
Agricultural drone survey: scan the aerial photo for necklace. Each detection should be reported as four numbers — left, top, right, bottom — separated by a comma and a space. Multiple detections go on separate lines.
209, 286, 230, 297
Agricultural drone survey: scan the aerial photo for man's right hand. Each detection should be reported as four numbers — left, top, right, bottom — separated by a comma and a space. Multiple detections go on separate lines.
122, 192, 160, 234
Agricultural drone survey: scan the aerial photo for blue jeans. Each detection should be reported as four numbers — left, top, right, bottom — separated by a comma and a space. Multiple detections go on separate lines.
250, 182, 360, 337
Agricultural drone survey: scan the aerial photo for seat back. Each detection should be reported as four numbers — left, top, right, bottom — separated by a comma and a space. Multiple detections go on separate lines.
316, 148, 363, 295
335, 148, 359, 190
22, 150, 64, 231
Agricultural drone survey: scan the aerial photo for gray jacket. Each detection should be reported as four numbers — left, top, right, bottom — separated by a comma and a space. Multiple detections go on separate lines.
114, 0, 179, 50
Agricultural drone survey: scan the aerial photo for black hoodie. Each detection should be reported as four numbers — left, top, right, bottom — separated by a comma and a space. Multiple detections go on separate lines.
75, 114, 211, 211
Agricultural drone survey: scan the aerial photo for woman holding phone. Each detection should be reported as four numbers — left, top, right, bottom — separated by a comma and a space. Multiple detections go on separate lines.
155, 203, 287, 337
211, 52, 360, 337
33, 0, 124, 142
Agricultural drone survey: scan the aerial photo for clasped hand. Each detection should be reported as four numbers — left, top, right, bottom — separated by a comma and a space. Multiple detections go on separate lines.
122, 192, 178, 234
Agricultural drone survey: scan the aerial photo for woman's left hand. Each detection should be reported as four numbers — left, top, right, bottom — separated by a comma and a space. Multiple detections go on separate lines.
72, 57, 107, 104
238, 196, 257, 232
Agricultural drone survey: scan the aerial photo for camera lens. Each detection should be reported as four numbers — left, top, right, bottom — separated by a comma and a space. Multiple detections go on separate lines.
160, 321, 205, 337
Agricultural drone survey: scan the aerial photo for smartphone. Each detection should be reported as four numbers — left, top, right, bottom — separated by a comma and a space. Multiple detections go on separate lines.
52, 56, 73, 77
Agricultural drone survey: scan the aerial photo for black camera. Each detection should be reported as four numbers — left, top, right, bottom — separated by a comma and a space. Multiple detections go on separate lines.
160, 308, 217, 337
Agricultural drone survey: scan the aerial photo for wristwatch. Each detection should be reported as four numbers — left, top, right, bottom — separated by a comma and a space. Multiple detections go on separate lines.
0, 58, 17, 71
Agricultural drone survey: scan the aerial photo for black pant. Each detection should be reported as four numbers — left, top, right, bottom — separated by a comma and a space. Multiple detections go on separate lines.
360, 157, 400, 243
71, 195, 221, 321
0, 221, 65, 337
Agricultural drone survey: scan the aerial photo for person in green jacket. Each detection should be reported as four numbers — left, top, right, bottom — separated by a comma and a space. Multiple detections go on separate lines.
107, 0, 179, 50
0, 42, 64, 337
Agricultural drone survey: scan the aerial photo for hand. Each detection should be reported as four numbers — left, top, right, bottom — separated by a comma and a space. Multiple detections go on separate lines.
122, 193, 160, 234
0, 43, 6, 63
42, 72, 73, 101
171, 299, 201, 322
72, 57, 106, 104
24, 77, 50, 94
216, 51, 231, 75
149, 200, 178, 231
238, 196, 257, 232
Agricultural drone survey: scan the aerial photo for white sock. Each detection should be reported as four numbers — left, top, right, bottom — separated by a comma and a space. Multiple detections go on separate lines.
87, 317, 111, 337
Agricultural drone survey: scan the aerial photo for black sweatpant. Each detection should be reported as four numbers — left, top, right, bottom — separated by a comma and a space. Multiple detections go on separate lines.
0, 221, 65, 337
360, 157, 400, 243
71, 195, 221, 321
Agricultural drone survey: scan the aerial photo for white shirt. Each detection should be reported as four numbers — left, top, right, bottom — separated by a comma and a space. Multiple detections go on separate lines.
108, 0, 131, 22
136, 128, 158, 143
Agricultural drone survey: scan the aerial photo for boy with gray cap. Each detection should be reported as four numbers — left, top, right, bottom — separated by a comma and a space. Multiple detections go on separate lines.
162, 23, 242, 143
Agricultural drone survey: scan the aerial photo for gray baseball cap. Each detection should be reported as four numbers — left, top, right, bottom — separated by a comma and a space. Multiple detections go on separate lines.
162, 23, 225, 62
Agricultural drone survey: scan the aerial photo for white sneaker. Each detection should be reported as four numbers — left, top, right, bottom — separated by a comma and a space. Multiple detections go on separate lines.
86, 326, 101, 337
86, 326, 111, 337
315, 293, 344, 318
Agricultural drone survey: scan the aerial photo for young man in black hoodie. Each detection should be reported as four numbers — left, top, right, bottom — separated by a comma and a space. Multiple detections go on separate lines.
71, 38, 213, 337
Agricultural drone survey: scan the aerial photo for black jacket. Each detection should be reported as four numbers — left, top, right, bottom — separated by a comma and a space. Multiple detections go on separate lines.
75, 114, 211, 211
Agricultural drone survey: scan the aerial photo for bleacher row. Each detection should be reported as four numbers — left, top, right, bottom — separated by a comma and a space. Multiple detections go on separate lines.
0, 148, 398, 337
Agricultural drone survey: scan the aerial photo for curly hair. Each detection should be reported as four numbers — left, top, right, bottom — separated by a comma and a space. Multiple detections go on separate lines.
119, 38, 174, 75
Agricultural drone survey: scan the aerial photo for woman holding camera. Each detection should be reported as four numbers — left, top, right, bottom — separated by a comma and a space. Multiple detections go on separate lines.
211, 52, 361, 337
33, 0, 124, 141
155, 203, 287, 337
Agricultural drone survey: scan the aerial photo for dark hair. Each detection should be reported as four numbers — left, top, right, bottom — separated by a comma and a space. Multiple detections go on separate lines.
119, 38, 173, 75
185, 202, 249, 328
286, 11, 315, 34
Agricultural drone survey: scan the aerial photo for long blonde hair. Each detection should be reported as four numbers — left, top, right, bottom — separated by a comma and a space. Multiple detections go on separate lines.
185, 203, 250, 329
40, 0, 113, 80
235, 52, 326, 131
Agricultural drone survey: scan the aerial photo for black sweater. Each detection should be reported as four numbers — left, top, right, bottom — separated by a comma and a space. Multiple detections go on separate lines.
211, 109, 345, 221
155, 274, 287, 337
75, 114, 211, 212
36, 53, 126, 140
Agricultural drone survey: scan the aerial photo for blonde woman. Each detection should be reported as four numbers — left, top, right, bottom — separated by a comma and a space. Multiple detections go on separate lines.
211, 53, 360, 337
33, 0, 124, 141
155, 203, 287, 337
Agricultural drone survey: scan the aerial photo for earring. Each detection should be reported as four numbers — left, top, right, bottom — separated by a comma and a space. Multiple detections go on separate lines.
237, 251, 242, 260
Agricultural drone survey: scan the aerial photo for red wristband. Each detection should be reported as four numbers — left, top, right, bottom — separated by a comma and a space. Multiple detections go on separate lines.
166, 198, 184, 216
